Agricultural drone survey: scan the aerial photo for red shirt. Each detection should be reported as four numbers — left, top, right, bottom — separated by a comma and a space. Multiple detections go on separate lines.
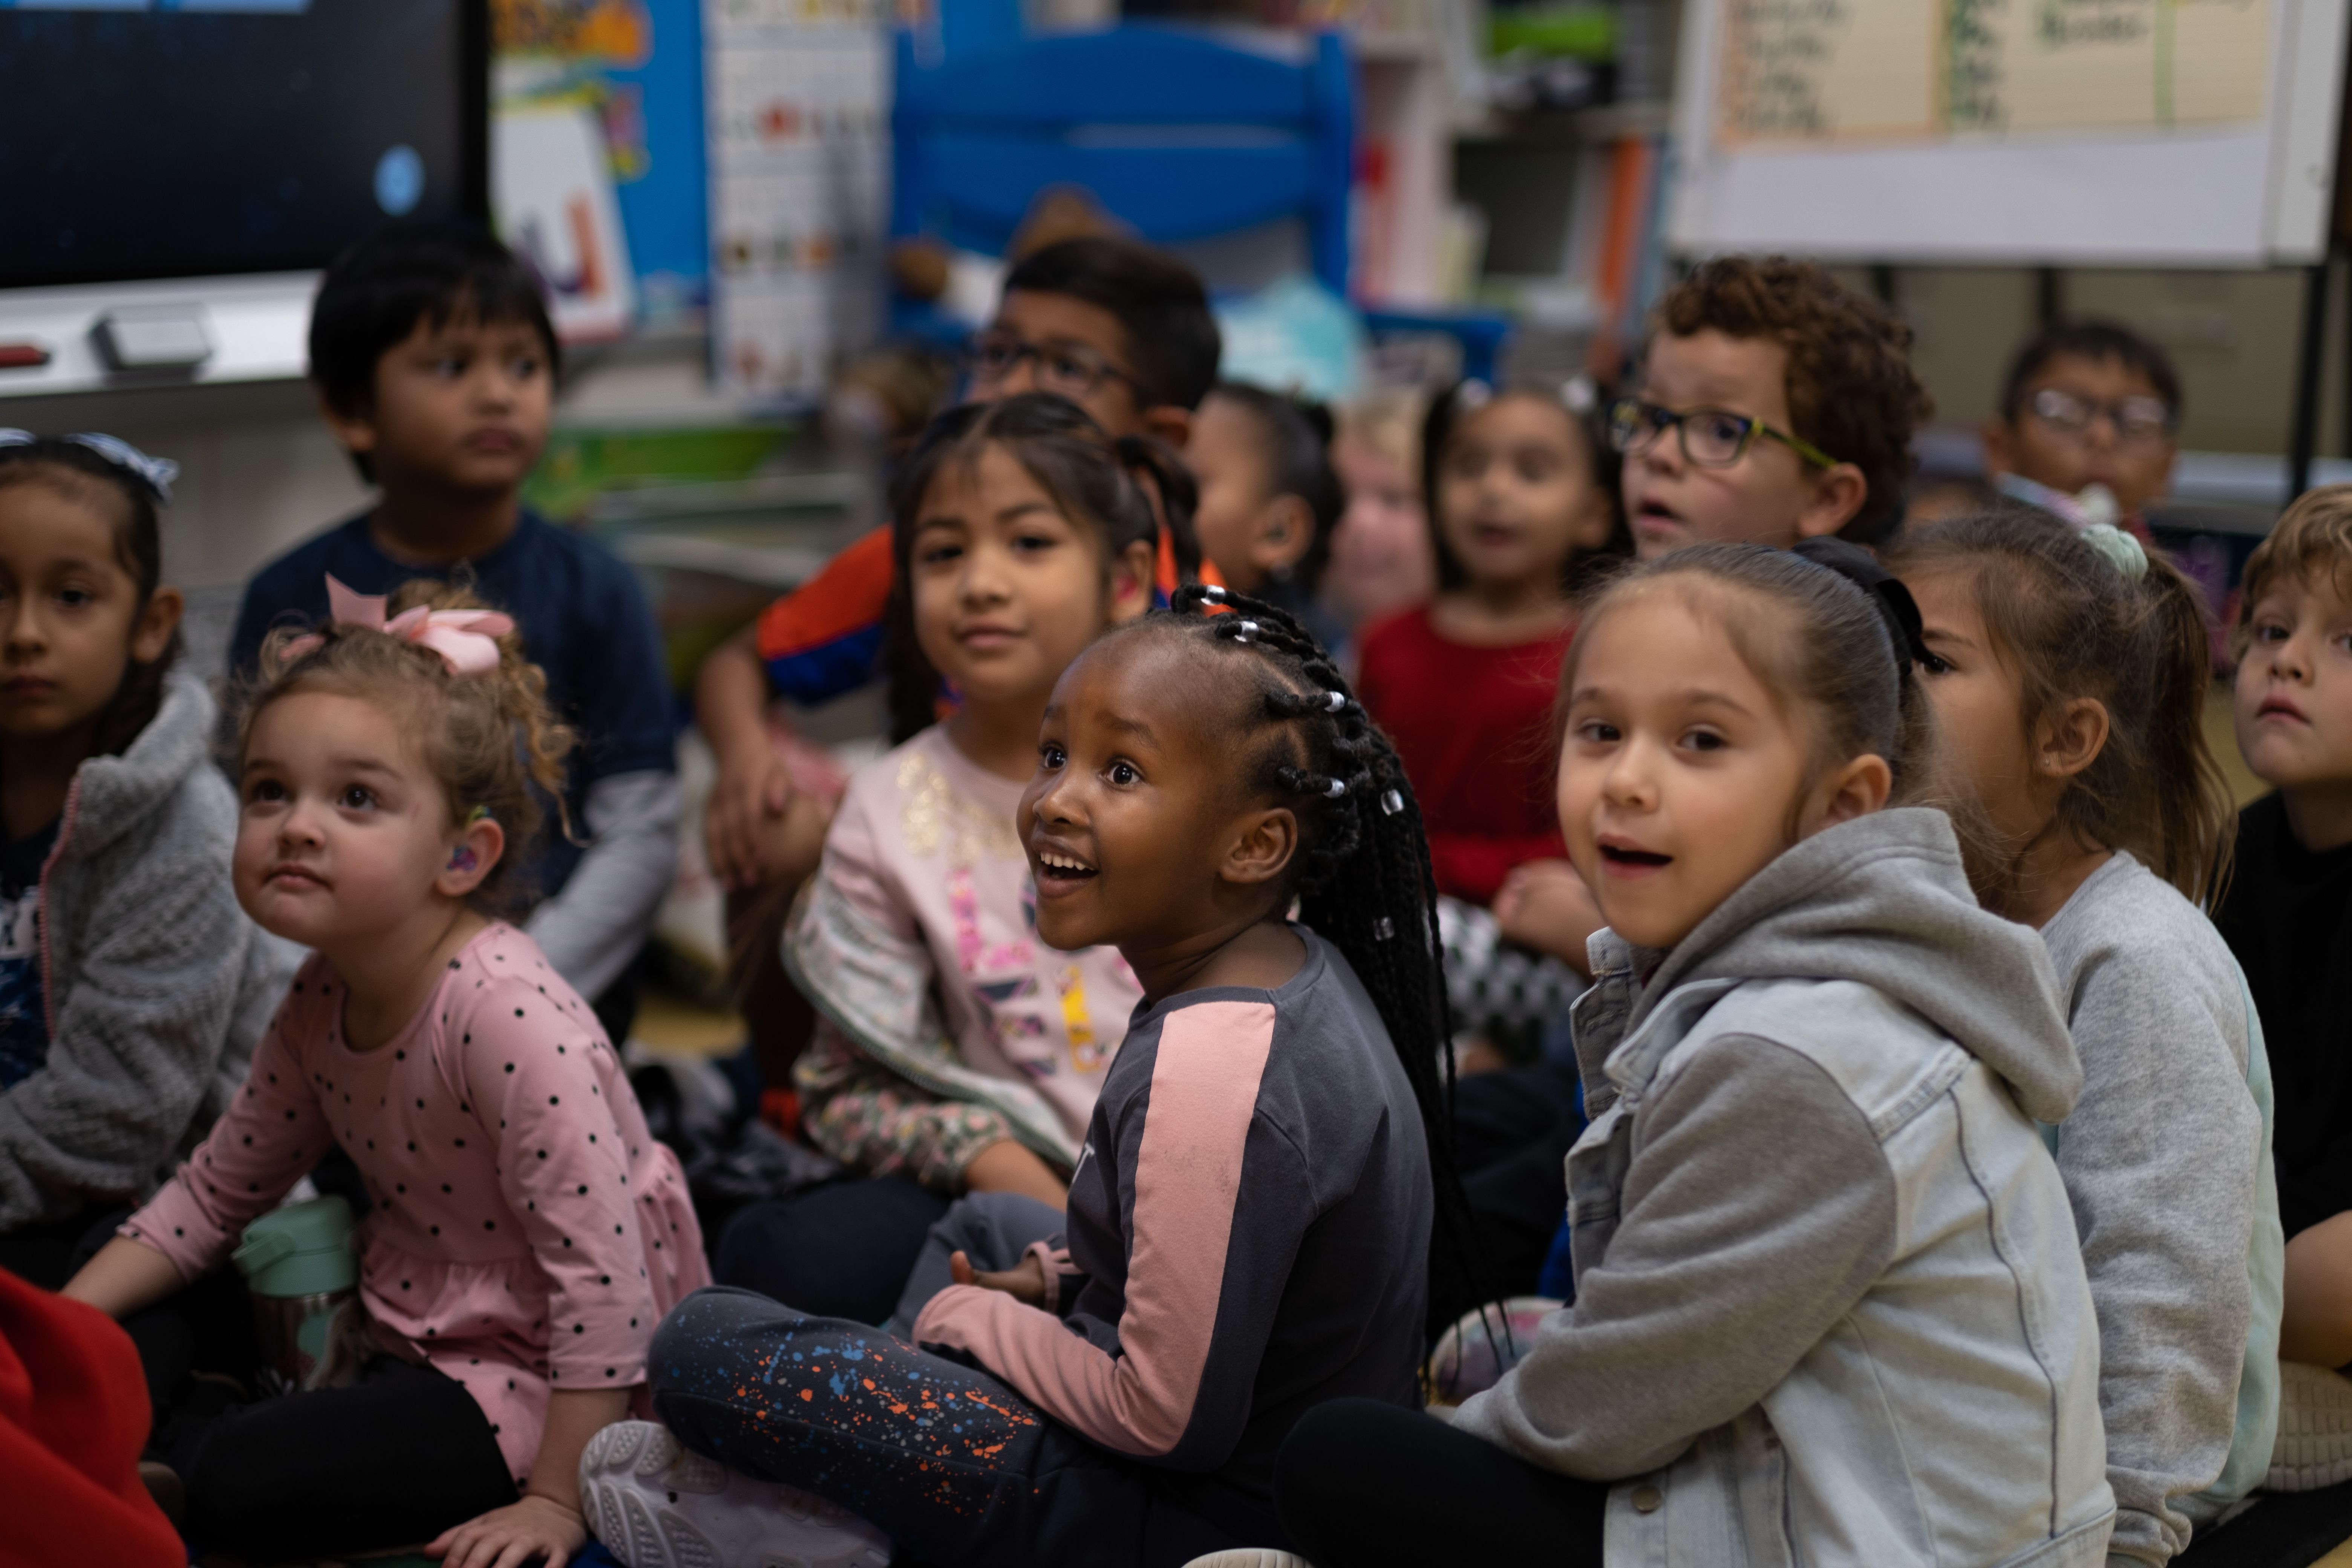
1355, 605, 1571, 905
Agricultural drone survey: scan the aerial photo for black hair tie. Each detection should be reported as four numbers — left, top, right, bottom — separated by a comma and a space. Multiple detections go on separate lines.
1788, 537, 1932, 670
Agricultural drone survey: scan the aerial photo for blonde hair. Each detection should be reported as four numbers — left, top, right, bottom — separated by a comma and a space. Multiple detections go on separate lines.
1335, 387, 1424, 478
236, 579, 575, 908
2237, 484, 2352, 654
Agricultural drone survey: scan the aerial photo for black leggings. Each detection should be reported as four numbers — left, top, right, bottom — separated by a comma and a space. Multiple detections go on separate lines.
1275, 1398, 1606, 1567
155, 1354, 517, 1560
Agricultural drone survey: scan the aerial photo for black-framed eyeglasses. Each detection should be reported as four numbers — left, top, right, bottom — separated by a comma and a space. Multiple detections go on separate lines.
2026, 387, 2175, 446
1605, 396, 1840, 470
963, 331, 1147, 403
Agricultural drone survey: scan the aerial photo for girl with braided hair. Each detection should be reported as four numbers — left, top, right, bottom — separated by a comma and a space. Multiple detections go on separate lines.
591, 585, 1450, 1567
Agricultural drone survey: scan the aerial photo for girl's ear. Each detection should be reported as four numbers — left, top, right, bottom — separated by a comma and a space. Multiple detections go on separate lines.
1252, 495, 1316, 577
1106, 538, 1156, 626
1220, 805, 1299, 887
434, 812, 506, 900
1804, 752, 1893, 835
2035, 696, 2111, 782
130, 586, 184, 665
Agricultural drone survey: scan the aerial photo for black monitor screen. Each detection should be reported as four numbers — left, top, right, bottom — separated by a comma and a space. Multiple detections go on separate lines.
0, 0, 485, 290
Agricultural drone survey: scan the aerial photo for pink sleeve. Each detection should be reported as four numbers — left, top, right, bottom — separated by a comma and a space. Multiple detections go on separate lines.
814, 782, 919, 942
458, 977, 661, 1391
121, 985, 327, 1283
913, 1001, 1278, 1459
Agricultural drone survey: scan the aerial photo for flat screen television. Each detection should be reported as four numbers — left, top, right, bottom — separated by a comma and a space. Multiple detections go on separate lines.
0, 0, 488, 291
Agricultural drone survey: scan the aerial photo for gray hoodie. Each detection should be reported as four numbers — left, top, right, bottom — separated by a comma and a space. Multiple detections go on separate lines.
0, 671, 296, 1230
1453, 808, 2115, 1567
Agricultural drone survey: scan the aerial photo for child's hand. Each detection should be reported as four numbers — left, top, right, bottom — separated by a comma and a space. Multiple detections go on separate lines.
706, 745, 801, 890
425, 1493, 586, 1568
1494, 859, 1604, 980
950, 1247, 1049, 1307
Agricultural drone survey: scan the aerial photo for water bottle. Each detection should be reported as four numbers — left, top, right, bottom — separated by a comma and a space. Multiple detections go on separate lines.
233, 1196, 366, 1395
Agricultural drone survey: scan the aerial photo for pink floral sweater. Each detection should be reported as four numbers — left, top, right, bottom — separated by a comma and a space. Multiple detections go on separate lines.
122, 923, 707, 1485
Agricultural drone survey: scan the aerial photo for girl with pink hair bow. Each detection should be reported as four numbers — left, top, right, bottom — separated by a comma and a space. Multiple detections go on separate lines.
67, 575, 707, 1568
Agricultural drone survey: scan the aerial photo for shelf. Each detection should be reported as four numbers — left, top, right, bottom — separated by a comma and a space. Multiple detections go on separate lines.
1458, 98, 1674, 143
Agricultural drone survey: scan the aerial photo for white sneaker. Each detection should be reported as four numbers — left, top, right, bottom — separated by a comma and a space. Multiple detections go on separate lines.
580, 1419, 894, 1568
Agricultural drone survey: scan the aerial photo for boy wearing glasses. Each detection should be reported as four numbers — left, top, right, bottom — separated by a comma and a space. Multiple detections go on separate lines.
1610, 255, 1932, 560
1983, 320, 2181, 533
695, 236, 1219, 1085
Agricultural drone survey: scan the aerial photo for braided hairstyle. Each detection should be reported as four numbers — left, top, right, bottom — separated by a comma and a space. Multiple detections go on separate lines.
1136, 582, 1481, 1334
882, 393, 1202, 743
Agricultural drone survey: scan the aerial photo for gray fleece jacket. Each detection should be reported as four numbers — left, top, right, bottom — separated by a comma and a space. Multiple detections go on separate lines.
2040, 852, 2282, 1565
1453, 808, 2114, 1568
0, 671, 296, 1231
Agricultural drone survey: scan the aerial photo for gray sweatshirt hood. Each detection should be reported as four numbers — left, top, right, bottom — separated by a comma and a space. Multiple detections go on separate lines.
60, 669, 217, 864
1618, 806, 2081, 1124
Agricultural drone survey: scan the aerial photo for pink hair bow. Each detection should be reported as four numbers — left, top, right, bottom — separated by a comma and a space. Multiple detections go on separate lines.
282, 575, 516, 677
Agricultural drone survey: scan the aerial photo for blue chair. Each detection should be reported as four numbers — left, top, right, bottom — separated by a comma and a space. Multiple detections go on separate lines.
890, 24, 1355, 318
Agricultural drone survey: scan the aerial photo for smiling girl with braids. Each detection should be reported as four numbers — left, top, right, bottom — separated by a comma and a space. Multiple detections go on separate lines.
583, 585, 1455, 1568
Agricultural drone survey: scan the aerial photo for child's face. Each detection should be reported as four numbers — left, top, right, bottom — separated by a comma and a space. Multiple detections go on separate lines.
971, 290, 1171, 445
1435, 394, 1612, 596
1984, 353, 2177, 519
1557, 589, 1885, 951
0, 481, 178, 747
1187, 395, 1311, 593
328, 311, 553, 498
1621, 330, 1861, 560
234, 690, 499, 953
1909, 568, 2048, 847
1327, 436, 1436, 623
2235, 568, 2352, 815
1019, 635, 1289, 955
910, 444, 1152, 718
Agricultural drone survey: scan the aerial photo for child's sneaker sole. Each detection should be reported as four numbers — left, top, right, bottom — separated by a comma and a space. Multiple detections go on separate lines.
580, 1420, 893, 1568
2271, 1359, 2352, 1491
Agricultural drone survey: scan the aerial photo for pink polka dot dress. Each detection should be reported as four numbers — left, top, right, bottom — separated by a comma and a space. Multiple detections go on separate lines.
124, 922, 710, 1485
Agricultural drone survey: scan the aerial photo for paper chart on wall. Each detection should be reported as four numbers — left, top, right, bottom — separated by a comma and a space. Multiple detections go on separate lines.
1716, 0, 2272, 147
703, 0, 886, 400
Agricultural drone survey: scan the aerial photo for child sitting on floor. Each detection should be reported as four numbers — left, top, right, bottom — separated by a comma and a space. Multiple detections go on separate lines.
66, 577, 706, 1567
1894, 510, 2277, 1563
708, 394, 1188, 1325
231, 220, 678, 1043
0, 435, 289, 1294
584, 585, 1461, 1568
2219, 486, 2352, 1375
695, 236, 1221, 1084
1277, 542, 2111, 1568
1982, 320, 2182, 534
1611, 254, 1932, 557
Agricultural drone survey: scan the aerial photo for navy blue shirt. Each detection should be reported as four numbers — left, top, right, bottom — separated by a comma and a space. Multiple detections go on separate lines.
0, 818, 58, 1090
229, 510, 673, 900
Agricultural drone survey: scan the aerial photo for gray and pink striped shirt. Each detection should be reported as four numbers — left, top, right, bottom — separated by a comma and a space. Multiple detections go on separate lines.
915, 928, 1432, 1533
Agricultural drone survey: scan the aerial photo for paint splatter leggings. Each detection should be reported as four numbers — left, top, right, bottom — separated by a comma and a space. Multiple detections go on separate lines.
649, 1286, 1262, 1568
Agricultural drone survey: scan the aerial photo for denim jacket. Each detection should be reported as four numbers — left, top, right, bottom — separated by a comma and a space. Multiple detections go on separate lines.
1452, 810, 2116, 1568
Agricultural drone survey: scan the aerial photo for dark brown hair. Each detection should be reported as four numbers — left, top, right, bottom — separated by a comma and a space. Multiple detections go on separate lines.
0, 439, 180, 760
1888, 509, 2234, 909
1653, 256, 1933, 547
882, 393, 1198, 743
237, 579, 575, 911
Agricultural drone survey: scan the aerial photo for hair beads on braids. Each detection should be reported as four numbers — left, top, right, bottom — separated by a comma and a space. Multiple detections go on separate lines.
1158, 582, 1485, 1335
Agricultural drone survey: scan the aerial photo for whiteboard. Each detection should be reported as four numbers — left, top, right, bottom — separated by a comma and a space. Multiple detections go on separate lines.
1666, 0, 2349, 266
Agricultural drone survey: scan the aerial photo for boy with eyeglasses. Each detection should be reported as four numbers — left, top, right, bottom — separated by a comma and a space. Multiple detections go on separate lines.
1982, 320, 2181, 533
1609, 255, 1932, 559
695, 235, 1220, 1085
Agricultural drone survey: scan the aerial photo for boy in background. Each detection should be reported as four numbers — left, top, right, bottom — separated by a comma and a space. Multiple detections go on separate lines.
1608, 254, 1932, 559
695, 236, 1219, 1084
2217, 485, 2352, 1373
230, 221, 677, 1043
1983, 319, 2181, 533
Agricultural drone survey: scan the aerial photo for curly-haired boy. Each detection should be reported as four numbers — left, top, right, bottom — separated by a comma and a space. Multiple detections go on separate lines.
1612, 256, 1933, 558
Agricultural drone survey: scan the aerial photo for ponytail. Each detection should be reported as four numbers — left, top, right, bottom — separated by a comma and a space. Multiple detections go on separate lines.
1886, 507, 2235, 908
